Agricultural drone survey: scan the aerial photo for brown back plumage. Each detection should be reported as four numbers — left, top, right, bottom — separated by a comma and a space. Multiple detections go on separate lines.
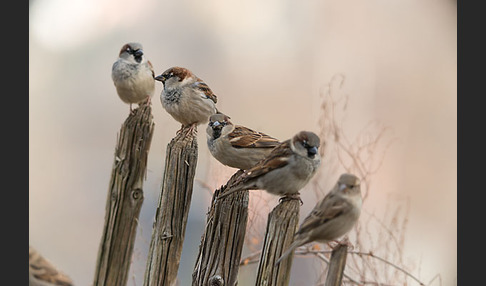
228, 125, 280, 149
238, 139, 292, 182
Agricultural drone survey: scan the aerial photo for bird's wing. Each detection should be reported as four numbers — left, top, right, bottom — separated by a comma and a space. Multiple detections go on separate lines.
193, 78, 218, 103
239, 140, 292, 181
296, 194, 352, 236
228, 125, 280, 149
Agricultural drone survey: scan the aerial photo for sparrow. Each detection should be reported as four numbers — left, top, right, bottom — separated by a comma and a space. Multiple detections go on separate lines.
206, 113, 280, 170
218, 131, 321, 199
276, 173, 362, 265
155, 66, 218, 135
29, 246, 74, 286
111, 42, 155, 112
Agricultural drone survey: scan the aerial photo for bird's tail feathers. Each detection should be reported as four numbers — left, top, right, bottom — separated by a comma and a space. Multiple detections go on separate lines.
275, 240, 302, 266
216, 184, 244, 200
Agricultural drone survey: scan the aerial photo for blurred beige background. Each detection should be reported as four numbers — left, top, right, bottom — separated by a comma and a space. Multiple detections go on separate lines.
29, 0, 456, 285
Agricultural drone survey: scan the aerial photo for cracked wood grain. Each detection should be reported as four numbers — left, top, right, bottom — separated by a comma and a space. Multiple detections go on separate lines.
143, 129, 198, 286
255, 199, 300, 286
93, 102, 154, 286
192, 170, 249, 286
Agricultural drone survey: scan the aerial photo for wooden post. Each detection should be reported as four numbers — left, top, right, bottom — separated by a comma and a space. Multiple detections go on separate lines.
192, 170, 249, 286
143, 130, 198, 286
93, 103, 154, 286
324, 244, 348, 286
255, 199, 300, 286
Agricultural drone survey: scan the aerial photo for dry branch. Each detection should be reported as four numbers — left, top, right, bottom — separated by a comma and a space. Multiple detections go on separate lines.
143, 130, 198, 286
192, 170, 249, 286
254, 199, 300, 286
348, 251, 425, 286
93, 103, 154, 286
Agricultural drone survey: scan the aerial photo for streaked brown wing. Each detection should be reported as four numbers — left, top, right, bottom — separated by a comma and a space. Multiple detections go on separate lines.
194, 78, 218, 103
240, 140, 292, 181
229, 125, 280, 149
296, 194, 351, 236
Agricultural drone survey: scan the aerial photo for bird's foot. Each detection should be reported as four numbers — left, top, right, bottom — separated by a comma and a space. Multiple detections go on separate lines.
145, 95, 152, 105
279, 193, 303, 205
176, 124, 198, 141
176, 126, 184, 135
187, 123, 198, 137
129, 104, 136, 115
327, 237, 354, 250
338, 236, 354, 250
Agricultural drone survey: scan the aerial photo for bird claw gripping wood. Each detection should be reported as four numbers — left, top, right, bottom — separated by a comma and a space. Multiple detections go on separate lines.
278, 193, 303, 205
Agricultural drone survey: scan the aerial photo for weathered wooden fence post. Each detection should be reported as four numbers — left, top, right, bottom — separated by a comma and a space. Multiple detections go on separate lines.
192, 170, 249, 286
143, 129, 198, 286
255, 199, 300, 286
93, 102, 154, 286
324, 244, 348, 286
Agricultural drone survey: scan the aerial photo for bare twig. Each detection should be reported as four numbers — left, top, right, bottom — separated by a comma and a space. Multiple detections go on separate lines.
360, 210, 403, 262
348, 252, 425, 286
316, 74, 417, 286
427, 274, 443, 286
239, 250, 262, 266
243, 245, 426, 286
195, 178, 215, 196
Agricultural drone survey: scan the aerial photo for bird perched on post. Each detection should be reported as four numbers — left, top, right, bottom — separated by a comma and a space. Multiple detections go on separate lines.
206, 113, 280, 170
155, 66, 218, 135
111, 42, 155, 113
217, 131, 321, 200
276, 173, 362, 265
29, 246, 74, 286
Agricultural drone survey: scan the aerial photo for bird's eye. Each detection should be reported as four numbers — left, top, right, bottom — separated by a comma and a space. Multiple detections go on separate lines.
302, 140, 308, 148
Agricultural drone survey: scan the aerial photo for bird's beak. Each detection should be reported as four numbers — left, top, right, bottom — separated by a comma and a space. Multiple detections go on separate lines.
155, 74, 166, 82
339, 183, 347, 192
211, 121, 223, 139
307, 146, 318, 157
212, 121, 222, 129
133, 49, 144, 57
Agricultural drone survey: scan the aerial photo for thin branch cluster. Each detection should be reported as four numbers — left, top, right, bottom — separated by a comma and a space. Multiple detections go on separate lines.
238, 75, 441, 285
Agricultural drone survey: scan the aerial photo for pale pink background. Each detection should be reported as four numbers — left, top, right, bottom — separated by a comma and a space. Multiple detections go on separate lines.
29, 0, 456, 285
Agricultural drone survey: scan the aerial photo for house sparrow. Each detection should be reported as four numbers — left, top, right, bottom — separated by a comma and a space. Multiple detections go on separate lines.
29, 246, 73, 286
155, 66, 218, 135
218, 131, 321, 199
206, 113, 280, 170
112, 42, 155, 112
276, 173, 362, 265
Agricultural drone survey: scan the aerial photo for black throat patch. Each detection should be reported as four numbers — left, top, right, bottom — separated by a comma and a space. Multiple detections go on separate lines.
212, 128, 222, 140
164, 89, 181, 104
